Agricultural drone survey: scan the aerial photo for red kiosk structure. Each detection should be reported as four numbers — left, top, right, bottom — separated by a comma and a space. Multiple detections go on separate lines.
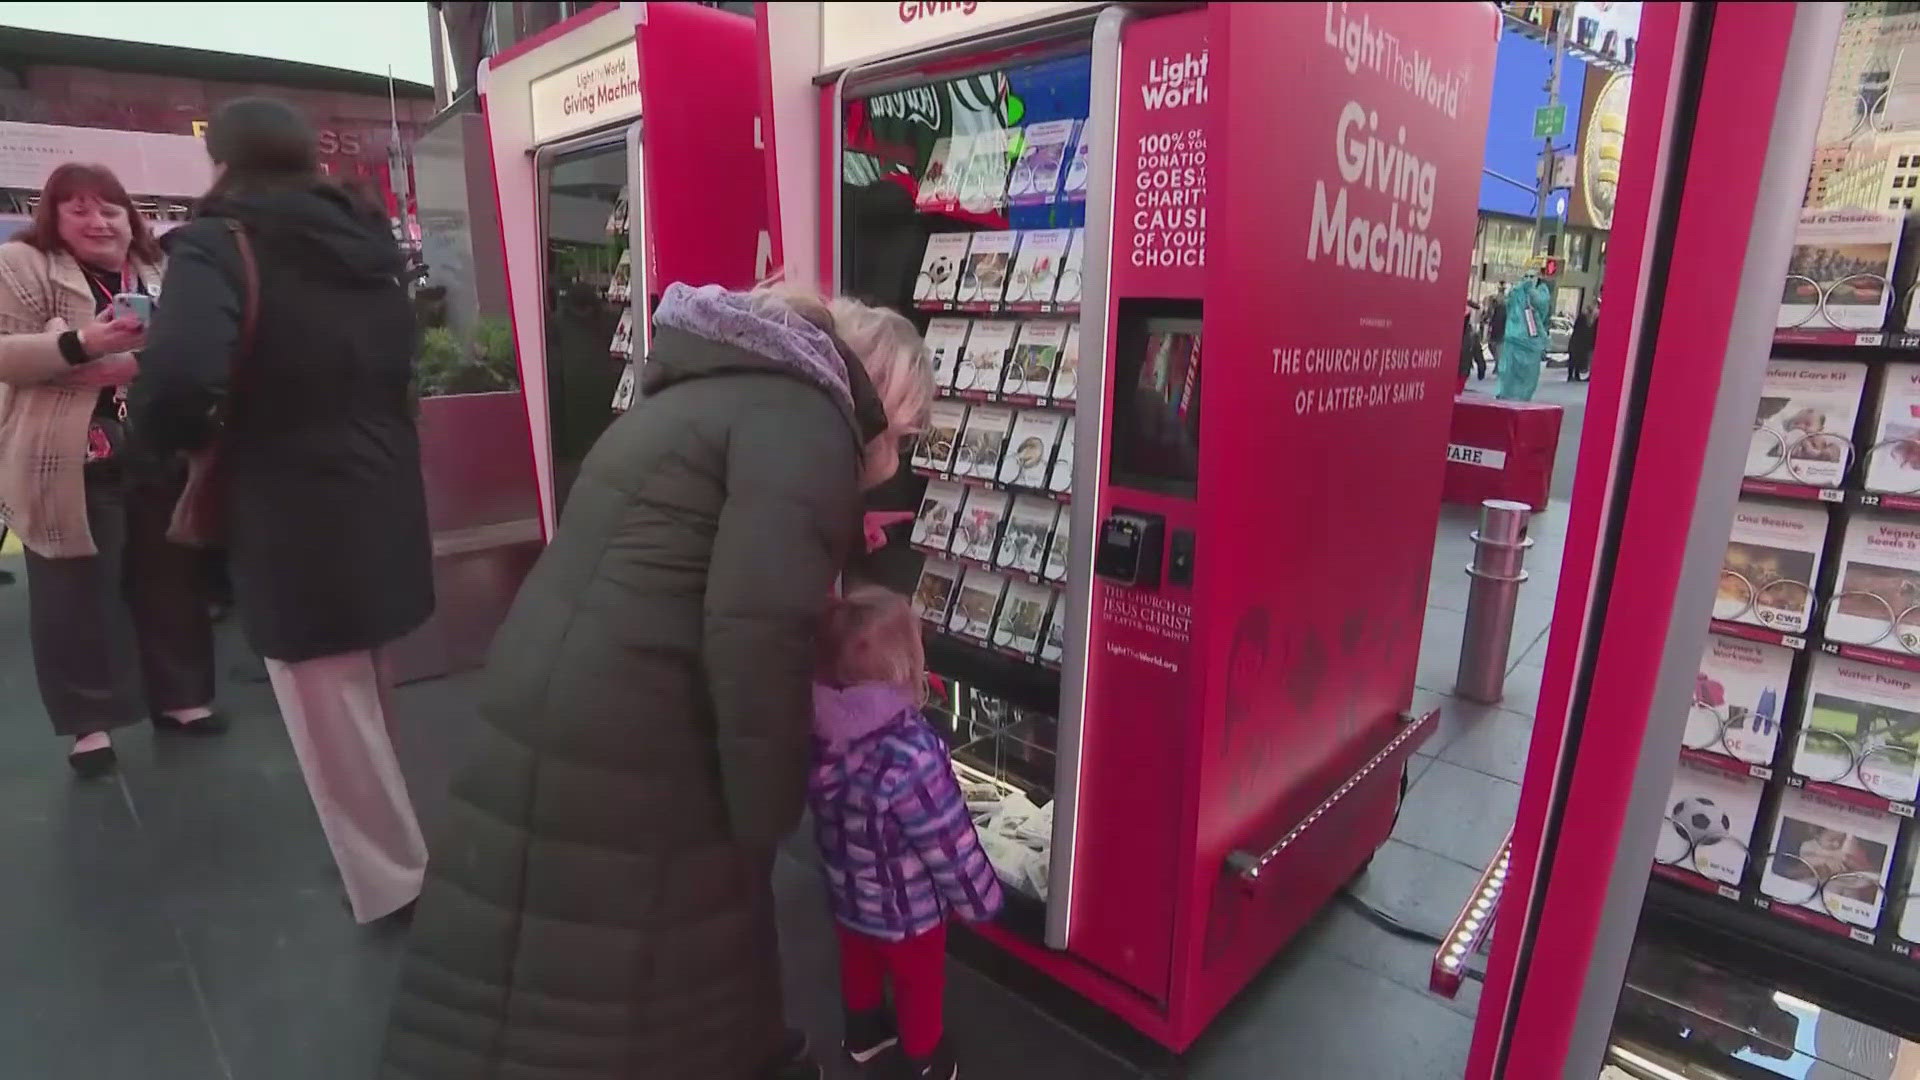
478, 1, 769, 540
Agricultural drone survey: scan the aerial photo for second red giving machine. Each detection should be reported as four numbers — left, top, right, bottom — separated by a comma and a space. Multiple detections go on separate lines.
478, 1, 769, 540
760, 0, 1496, 1048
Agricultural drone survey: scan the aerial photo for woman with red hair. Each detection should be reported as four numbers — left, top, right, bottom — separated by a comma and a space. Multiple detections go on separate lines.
0, 163, 222, 777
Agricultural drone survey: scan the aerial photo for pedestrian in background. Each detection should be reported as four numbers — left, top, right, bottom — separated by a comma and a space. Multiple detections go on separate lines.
0, 162, 222, 777
1481, 283, 1507, 378
1568, 302, 1597, 382
132, 98, 433, 924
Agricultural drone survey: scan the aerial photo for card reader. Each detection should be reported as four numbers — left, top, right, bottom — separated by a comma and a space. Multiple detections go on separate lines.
1095, 510, 1165, 588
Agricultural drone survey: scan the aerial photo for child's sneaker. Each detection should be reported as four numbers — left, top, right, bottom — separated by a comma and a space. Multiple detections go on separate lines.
843, 1008, 899, 1064
898, 1038, 958, 1080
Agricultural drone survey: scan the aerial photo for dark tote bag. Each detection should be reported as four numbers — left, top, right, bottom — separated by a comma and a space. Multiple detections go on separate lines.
167, 220, 259, 549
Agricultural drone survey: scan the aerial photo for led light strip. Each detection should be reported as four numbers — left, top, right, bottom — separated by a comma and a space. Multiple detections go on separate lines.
1225, 709, 1436, 884
1430, 830, 1513, 998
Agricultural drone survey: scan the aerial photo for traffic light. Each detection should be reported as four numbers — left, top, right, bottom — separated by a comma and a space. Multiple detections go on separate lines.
1540, 256, 1561, 277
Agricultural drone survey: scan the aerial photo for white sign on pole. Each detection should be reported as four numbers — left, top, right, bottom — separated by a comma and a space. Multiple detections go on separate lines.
819, 2, 1095, 73
529, 40, 642, 144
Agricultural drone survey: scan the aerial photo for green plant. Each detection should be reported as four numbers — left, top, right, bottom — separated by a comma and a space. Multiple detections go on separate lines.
415, 318, 520, 397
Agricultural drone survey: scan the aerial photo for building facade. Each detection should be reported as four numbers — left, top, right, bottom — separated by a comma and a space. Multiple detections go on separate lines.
0, 26, 435, 209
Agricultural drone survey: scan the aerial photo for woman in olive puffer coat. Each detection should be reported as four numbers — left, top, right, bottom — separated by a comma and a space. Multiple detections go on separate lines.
380, 283, 932, 1080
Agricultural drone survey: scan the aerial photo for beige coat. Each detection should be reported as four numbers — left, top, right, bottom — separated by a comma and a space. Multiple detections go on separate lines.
0, 240, 161, 558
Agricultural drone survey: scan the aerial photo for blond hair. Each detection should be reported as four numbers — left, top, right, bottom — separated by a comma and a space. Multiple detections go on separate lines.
818, 584, 927, 704
746, 281, 933, 436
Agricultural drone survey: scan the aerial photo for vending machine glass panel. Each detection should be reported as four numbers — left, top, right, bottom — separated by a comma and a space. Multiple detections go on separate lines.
539, 138, 633, 511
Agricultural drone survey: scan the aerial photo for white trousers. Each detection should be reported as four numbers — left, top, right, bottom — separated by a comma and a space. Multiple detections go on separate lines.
265, 649, 428, 923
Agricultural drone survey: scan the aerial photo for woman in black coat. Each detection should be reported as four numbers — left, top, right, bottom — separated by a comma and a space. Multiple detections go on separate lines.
378, 282, 933, 1080
132, 98, 434, 924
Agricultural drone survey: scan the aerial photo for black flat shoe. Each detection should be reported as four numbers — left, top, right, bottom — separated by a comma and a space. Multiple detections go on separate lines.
151, 711, 229, 736
68, 744, 117, 778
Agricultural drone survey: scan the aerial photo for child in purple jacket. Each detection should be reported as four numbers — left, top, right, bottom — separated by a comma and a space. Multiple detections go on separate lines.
810, 586, 1003, 1079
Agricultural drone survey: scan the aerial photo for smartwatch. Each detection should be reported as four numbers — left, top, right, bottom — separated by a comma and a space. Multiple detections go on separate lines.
58, 329, 89, 366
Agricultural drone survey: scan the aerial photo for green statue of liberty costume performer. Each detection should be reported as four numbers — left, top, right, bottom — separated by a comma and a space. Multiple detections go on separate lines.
1496, 274, 1554, 402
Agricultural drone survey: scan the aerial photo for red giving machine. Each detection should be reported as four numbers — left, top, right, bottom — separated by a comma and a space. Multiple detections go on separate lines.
761, 1, 1496, 1048
480, 1, 770, 539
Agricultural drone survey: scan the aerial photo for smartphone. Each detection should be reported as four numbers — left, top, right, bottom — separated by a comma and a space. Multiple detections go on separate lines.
110, 293, 153, 325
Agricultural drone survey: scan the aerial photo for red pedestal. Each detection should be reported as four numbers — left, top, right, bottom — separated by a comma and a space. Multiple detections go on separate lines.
1444, 394, 1564, 511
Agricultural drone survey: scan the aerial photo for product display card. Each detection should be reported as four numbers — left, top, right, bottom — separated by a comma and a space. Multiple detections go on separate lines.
1865, 363, 1920, 494
1008, 120, 1077, 205
1689, 634, 1793, 765
609, 308, 636, 357
1006, 321, 1069, 399
1053, 324, 1082, 403
958, 231, 1017, 306
956, 128, 1014, 213
915, 401, 969, 472
912, 560, 962, 625
1778, 210, 1901, 332
950, 487, 1012, 563
1760, 785, 1900, 929
1043, 513, 1070, 582
1055, 228, 1086, 305
915, 233, 972, 305
1654, 756, 1764, 887
1795, 652, 1920, 803
1007, 229, 1071, 307
948, 567, 1009, 640
1062, 123, 1090, 200
1039, 590, 1067, 663
957, 406, 1016, 482
606, 186, 629, 235
1901, 845, 1920, 943
996, 495, 1060, 576
1747, 360, 1867, 487
1714, 498, 1827, 633
610, 363, 637, 413
916, 135, 968, 212
1048, 424, 1075, 494
1826, 513, 1920, 652
912, 480, 966, 551
923, 317, 972, 390
993, 579, 1055, 657
999, 410, 1067, 488
954, 321, 1017, 395
609, 249, 633, 303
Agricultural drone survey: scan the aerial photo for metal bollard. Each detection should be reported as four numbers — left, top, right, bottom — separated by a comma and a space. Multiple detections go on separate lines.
1455, 499, 1534, 704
